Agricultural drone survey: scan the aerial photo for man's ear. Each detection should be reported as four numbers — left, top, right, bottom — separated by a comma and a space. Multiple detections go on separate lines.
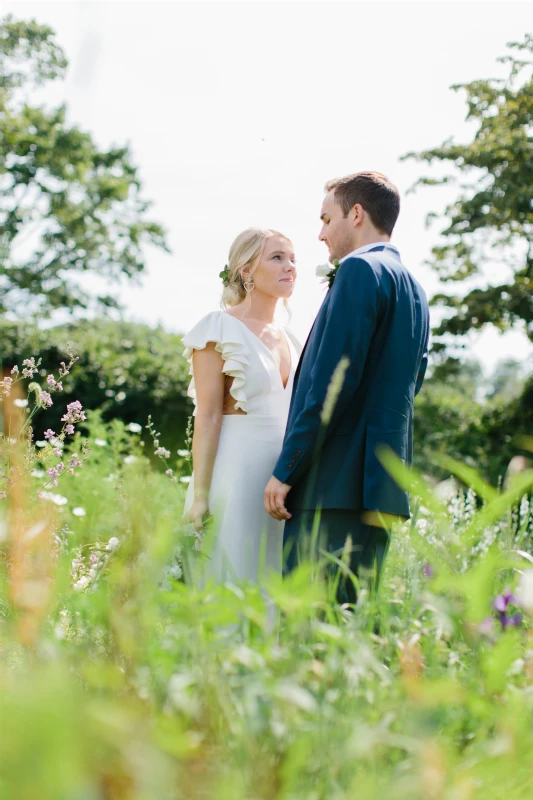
351, 203, 364, 228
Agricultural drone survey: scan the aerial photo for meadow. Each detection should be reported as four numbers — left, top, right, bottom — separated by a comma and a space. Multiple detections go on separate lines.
2, 350, 533, 800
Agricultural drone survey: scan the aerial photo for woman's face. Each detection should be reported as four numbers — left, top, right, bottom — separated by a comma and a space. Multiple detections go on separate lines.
244, 235, 297, 299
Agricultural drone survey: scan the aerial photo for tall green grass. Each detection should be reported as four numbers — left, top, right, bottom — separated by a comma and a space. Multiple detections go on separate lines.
2, 370, 533, 798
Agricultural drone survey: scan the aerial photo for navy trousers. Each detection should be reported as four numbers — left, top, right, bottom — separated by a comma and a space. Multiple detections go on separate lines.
283, 509, 390, 606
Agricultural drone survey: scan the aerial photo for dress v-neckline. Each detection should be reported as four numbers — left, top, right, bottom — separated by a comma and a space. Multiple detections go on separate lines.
225, 313, 293, 391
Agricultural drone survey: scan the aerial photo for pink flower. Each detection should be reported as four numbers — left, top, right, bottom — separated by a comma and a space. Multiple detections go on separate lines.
165, 469, 173, 476
46, 467, 59, 486
11, 365, 19, 374
65, 424, 75, 435
1, 377, 13, 396
155, 447, 171, 458
21, 358, 39, 379
44, 429, 56, 440
54, 448, 62, 458
39, 391, 53, 408
61, 400, 86, 424
46, 374, 56, 387
57, 462, 65, 472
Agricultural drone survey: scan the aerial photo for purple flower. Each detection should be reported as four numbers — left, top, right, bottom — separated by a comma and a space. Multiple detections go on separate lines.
44, 429, 56, 440
493, 588, 516, 613
501, 613, 523, 630
39, 391, 53, 408
493, 587, 522, 631
46, 374, 56, 387
478, 618, 495, 636
65, 424, 75, 435
422, 563, 433, 578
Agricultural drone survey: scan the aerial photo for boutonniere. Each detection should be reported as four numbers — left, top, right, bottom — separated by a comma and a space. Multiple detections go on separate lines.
316, 259, 341, 289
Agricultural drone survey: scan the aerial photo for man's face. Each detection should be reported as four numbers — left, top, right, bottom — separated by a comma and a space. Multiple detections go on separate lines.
318, 190, 356, 262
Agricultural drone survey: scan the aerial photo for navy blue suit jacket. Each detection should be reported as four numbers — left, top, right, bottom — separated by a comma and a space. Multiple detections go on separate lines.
273, 245, 430, 517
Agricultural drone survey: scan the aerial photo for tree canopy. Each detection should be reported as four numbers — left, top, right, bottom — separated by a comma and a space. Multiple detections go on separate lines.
404, 34, 533, 362
0, 15, 169, 317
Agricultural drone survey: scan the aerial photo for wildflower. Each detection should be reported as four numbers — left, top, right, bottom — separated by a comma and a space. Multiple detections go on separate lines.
422, 563, 433, 578
94, 438, 108, 447
73, 575, 91, 592
72, 507, 86, 517
165, 469, 173, 476
22, 358, 39, 379
11, 365, 19, 374
106, 537, 120, 552
61, 400, 86, 425
65, 424, 75, 435
40, 491, 68, 506
57, 462, 65, 472
493, 588, 523, 630
46, 467, 60, 486
177, 449, 190, 458
46, 374, 61, 390
44, 429, 56, 440
517, 570, 533, 613
54, 449, 62, 458
0, 377, 13, 396
128, 422, 142, 433
155, 447, 171, 458
31, 469, 45, 478
39, 391, 53, 408
14, 398, 28, 408
478, 618, 495, 636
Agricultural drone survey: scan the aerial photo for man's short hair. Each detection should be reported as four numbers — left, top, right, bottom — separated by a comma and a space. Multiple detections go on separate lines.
324, 171, 400, 236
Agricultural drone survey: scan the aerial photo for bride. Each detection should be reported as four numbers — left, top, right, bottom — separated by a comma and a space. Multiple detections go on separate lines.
182, 228, 301, 584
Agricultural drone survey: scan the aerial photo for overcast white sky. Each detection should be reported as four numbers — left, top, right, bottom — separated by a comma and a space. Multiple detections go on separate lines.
5, 0, 533, 373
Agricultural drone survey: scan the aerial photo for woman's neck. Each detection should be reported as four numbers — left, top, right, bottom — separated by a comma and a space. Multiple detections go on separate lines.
236, 292, 278, 324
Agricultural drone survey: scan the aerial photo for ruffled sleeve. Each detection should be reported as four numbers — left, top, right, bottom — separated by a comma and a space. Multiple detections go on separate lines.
182, 311, 250, 413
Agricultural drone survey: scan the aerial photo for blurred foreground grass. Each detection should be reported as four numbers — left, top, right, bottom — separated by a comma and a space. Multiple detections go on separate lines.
2, 410, 533, 799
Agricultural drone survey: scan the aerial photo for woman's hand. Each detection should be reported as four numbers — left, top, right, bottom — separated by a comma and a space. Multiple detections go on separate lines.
186, 495, 210, 533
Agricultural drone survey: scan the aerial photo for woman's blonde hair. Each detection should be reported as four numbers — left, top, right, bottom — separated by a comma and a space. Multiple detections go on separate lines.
221, 227, 292, 308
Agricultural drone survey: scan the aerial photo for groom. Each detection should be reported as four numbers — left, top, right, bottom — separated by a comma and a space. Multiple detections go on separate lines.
264, 171, 430, 605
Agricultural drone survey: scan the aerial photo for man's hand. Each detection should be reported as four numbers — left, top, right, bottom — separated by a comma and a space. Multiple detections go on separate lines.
264, 476, 292, 521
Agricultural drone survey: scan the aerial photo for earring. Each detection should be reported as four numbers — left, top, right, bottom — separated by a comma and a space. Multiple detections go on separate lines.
243, 275, 255, 293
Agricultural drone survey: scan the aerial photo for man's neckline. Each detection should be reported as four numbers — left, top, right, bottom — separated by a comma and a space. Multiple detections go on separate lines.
340, 242, 400, 263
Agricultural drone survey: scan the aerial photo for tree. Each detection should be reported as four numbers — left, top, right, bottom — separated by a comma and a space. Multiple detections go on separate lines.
0, 15, 169, 317
404, 34, 533, 362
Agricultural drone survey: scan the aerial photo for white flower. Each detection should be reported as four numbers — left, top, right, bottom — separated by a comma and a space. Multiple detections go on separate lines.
13, 398, 28, 408
50, 438, 63, 448
72, 507, 86, 517
115, 391, 126, 402
180, 476, 191, 484
123, 455, 137, 465
316, 263, 331, 279
35, 440, 47, 448
31, 469, 45, 478
177, 449, 190, 457
517, 570, 533, 612
127, 422, 142, 433
94, 439, 108, 447
106, 536, 120, 552
73, 575, 90, 592
40, 491, 68, 506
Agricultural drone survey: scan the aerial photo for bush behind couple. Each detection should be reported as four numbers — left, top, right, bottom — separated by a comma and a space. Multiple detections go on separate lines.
183, 170, 429, 606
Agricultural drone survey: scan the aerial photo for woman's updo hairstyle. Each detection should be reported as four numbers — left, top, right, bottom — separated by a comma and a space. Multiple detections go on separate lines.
221, 227, 292, 308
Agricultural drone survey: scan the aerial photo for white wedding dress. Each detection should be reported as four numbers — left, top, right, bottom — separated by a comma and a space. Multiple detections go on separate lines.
182, 311, 301, 584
